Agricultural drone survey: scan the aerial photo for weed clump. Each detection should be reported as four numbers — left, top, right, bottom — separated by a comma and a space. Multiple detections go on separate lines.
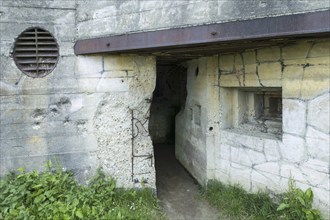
277, 179, 322, 220
203, 180, 323, 220
0, 161, 163, 220
202, 180, 279, 219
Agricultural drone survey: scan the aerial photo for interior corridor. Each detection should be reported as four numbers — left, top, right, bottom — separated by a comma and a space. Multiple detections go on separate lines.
154, 144, 220, 220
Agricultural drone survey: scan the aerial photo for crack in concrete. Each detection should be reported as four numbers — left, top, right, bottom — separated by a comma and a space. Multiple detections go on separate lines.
240, 53, 246, 87
254, 50, 265, 87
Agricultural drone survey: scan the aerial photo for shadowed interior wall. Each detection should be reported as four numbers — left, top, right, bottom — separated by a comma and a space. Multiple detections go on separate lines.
149, 64, 186, 144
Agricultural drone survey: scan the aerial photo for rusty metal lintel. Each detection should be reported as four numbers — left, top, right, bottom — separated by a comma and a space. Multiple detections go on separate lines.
74, 10, 330, 55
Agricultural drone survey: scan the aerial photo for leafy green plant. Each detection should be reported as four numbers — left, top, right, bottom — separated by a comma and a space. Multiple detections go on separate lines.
0, 161, 164, 220
203, 179, 324, 220
277, 179, 322, 220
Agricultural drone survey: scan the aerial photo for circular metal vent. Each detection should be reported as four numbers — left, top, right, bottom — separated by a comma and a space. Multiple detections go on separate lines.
13, 27, 59, 78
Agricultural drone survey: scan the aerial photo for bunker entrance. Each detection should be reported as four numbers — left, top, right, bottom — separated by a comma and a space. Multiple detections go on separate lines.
149, 60, 219, 219
149, 61, 187, 145
149, 59, 187, 178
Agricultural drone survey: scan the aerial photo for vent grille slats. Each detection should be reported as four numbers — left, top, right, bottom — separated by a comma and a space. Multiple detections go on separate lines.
18, 59, 57, 64
21, 67, 53, 71
16, 42, 58, 46
15, 53, 59, 57
13, 27, 59, 78
18, 37, 55, 40
14, 47, 58, 51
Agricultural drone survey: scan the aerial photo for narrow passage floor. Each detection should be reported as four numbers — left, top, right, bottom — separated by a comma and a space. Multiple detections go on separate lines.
154, 144, 220, 220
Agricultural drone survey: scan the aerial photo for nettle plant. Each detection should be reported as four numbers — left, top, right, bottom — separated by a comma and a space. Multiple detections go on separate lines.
0, 161, 162, 220
277, 179, 322, 220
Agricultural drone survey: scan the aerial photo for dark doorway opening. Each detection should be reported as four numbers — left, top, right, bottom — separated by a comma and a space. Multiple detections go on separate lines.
149, 59, 188, 189
149, 62, 187, 145
149, 60, 218, 219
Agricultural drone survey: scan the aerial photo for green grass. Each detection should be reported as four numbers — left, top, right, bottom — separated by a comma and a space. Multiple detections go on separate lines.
0, 161, 164, 220
202, 180, 281, 220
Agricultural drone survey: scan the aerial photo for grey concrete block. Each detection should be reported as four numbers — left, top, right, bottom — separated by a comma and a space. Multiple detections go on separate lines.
0, 152, 99, 183
2, 0, 76, 9
76, 55, 103, 75
0, 108, 28, 125
308, 93, 330, 134
0, 103, 91, 126
78, 1, 216, 38
77, 0, 329, 40
182, 1, 214, 25
77, 17, 118, 39
0, 93, 101, 112
76, 0, 116, 22
139, 0, 161, 11
78, 77, 129, 93
161, 0, 190, 9
52, 56, 76, 78
78, 70, 135, 79
1, 155, 48, 174
116, 0, 140, 15
0, 40, 13, 57
138, 6, 184, 31
58, 42, 75, 57
116, 13, 140, 34
0, 95, 25, 111
50, 152, 99, 183
1, 76, 79, 96
0, 120, 90, 140
175, 140, 207, 184
1, 6, 75, 24
0, 56, 22, 80
47, 135, 98, 154
218, 0, 330, 22
1, 135, 98, 158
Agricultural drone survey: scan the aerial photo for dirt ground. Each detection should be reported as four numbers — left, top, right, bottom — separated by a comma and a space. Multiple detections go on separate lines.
154, 144, 223, 220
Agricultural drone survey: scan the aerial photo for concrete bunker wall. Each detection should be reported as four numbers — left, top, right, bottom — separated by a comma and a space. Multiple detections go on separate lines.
76, 0, 330, 39
176, 57, 219, 184
0, 1, 81, 178
1, 2, 329, 216
1, 1, 156, 188
1, 48, 157, 188
175, 38, 330, 215
76, 55, 157, 188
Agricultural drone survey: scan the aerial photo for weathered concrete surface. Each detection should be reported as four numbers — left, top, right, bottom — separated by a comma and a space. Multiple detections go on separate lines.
1, 2, 329, 218
224, 39, 330, 217
0, 0, 157, 188
176, 38, 330, 217
91, 55, 157, 188
176, 57, 220, 185
1, 54, 157, 188
0, 1, 82, 179
76, 0, 330, 39
1, 0, 76, 9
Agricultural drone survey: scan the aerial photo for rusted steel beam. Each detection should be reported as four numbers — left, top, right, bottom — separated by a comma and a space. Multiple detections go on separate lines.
74, 10, 330, 55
